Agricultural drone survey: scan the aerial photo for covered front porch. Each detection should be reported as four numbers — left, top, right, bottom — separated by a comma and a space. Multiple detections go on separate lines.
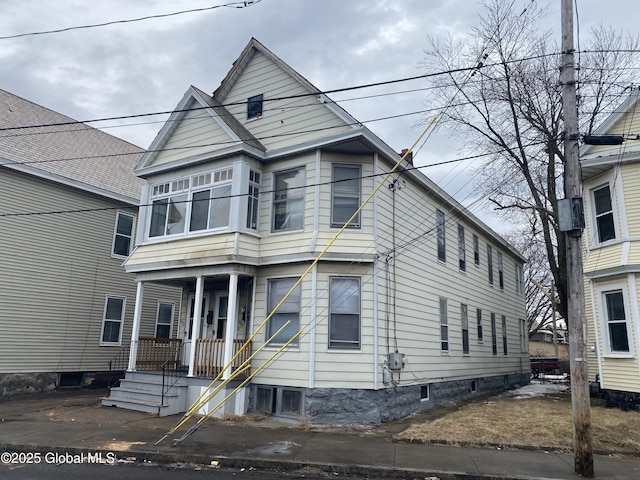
103, 267, 257, 416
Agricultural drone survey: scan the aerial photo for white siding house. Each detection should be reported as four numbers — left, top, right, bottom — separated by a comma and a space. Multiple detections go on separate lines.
0, 89, 182, 395
103, 39, 528, 424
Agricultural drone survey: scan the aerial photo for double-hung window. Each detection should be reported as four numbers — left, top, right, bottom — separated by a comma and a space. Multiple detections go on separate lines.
603, 289, 630, 354
150, 180, 189, 237
490, 313, 497, 355
515, 264, 524, 295
440, 297, 449, 351
329, 277, 360, 348
101, 296, 125, 345
473, 234, 480, 266
593, 185, 616, 243
246, 169, 261, 230
331, 164, 361, 228
155, 302, 174, 338
273, 168, 305, 231
461, 304, 469, 354
189, 170, 232, 231
458, 225, 466, 271
502, 315, 508, 355
436, 210, 446, 261
113, 212, 134, 257
487, 245, 494, 285
498, 252, 504, 289
477, 308, 483, 342
267, 278, 300, 346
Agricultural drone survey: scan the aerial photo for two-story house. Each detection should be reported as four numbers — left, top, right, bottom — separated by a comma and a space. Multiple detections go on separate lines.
581, 89, 640, 410
103, 38, 529, 424
0, 89, 181, 395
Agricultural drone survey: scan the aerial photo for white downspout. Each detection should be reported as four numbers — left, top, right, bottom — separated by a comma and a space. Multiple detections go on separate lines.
223, 273, 239, 380
373, 152, 380, 390
127, 281, 145, 371
308, 264, 317, 388
187, 276, 204, 377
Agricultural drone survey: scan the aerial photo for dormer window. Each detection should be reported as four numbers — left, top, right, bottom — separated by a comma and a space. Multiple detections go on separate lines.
247, 94, 263, 120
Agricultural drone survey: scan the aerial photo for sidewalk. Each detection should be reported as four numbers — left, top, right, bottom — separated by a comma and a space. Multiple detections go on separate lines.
0, 388, 638, 479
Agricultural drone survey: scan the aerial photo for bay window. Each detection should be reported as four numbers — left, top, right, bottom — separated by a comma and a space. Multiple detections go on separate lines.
273, 167, 305, 231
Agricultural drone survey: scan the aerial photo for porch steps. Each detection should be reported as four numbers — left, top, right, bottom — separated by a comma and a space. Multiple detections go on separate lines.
101, 371, 188, 416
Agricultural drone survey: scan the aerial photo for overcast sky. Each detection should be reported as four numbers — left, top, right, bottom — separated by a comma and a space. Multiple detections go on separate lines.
1, 0, 637, 232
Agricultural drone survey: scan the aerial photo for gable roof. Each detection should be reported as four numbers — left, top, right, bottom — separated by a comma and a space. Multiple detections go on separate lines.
0, 88, 144, 203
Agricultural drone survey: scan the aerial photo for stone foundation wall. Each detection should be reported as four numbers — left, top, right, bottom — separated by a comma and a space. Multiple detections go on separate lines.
250, 373, 530, 425
0, 373, 57, 396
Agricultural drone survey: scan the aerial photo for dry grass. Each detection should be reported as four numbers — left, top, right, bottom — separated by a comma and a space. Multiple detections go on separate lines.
394, 389, 640, 453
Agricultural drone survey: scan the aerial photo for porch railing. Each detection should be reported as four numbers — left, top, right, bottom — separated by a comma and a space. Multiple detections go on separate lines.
194, 339, 252, 378
136, 337, 182, 370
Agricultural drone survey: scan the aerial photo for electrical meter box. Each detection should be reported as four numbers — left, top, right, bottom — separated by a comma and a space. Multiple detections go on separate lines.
388, 352, 405, 371
558, 197, 585, 231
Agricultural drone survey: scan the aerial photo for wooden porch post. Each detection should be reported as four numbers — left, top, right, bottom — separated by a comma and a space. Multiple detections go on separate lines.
187, 276, 204, 377
222, 273, 239, 380
127, 281, 145, 371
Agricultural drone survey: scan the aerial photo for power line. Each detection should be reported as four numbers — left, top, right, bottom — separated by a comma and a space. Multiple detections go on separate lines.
0, 1, 263, 41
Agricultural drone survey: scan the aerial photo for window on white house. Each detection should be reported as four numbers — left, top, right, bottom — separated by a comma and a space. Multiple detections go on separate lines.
155, 302, 174, 338
101, 296, 125, 345
491, 313, 497, 355
502, 315, 508, 355
267, 277, 300, 346
473, 234, 480, 266
520, 318, 527, 352
461, 303, 469, 354
247, 94, 263, 120
329, 277, 360, 349
498, 252, 504, 289
487, 245, 494, 285
246, 169, 261, 230
477, 308, 483, 342
437, 210, 446, 262
515, 264, 525, 295
440, 297, 449, 351
113, 212, 134, 257
604, 290, 630, 353
458, 225, 466, 271
593, 185, 616, 243
280, 388, 303, 415
331, 164, 361, 228
420, 384, 430, 401
256, 387, 276, 413
273, 168, 305, 231
148, 168, 233, 238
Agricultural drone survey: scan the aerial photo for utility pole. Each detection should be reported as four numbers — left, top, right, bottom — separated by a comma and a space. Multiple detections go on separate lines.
560, 0, 594, 476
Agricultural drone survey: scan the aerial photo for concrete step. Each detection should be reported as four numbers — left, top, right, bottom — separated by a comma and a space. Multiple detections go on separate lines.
101, 396, 164, 415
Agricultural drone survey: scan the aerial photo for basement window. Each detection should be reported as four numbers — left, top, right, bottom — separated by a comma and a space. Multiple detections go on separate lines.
420, 384, 430, 401
256, 387, 276, 413
247, 94, 263, 120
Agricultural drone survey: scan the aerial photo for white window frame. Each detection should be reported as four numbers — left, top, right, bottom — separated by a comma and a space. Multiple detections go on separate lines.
487, 245, 494, 285
246, 169, 261, 230
597, 283, 634, 358
436, 210, 446, 262
331, 164, 361, 229
155, 302, 174, 339
272, 167, 305, 232
498, 252, 504, 289
515, 264, 525, 295
473, 234, 480, 266
477, 308, 483, 342
458, 224, 466, 271
100, 296, 126, 346
112, 211, 135, 257
591, 183, 617, 245
266, 277, 301, 347
461, 303, 469, 354
491, 313, 497, 355
501, 314, 508, 355
329, 276, 361, 349
440, 297, 449, 352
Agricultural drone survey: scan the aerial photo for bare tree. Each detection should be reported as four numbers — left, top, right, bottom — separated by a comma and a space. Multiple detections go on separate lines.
421, 0, 639, 324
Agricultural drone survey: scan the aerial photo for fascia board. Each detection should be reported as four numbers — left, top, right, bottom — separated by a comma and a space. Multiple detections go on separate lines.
1, 157, 139, 205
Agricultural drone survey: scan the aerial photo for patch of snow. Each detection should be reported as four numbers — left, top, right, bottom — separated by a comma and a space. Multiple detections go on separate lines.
496, 379, 570, 400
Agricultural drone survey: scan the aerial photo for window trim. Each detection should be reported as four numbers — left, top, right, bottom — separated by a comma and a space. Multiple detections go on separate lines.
597, 283, 634, 358
436, 209, 446, 262
328, 276, 361, 349
155, 301, 175, 339
440, 297, 449, 352
487, 245, 494, 285
591, 183, 617, 244
247, 94, 264, 120
498, 252, 504, 289
458, 224, 466, 271
112, 211, 135, 258
266, 277, 301, 347
473, 234, 480, 266
477, 308, 483, 342
490, 313, 497, 355
272, 167, 306, 233
501, 314, 508, 355
331, 164, 361, 229
100, 295, 126, 346
461, 303, 469, 355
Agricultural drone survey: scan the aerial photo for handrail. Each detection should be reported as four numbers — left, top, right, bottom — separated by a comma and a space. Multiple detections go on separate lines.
106, 345, 130, 388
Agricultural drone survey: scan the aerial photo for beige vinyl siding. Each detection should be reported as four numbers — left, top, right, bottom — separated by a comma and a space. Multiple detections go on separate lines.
584, 279, 600, 379
149, 101, 236, 167
373, 163, 527, 385
587, 275, 640, 394
125, 233, 261, 270
621, 163, 640, 238
584, 243, 624, 272
0, 168, 181, 373
218, 51, 351, 151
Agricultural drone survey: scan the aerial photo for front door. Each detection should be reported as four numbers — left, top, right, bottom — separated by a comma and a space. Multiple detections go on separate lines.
183, 293, 209, 366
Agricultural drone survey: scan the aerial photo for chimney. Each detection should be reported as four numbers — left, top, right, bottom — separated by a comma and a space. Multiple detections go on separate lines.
400, 148, 413, 166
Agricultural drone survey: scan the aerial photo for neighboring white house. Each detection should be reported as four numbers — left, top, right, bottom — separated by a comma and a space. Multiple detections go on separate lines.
581, 89, 640, 410
0, 89, 181, 395
102, 38, 529, 424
